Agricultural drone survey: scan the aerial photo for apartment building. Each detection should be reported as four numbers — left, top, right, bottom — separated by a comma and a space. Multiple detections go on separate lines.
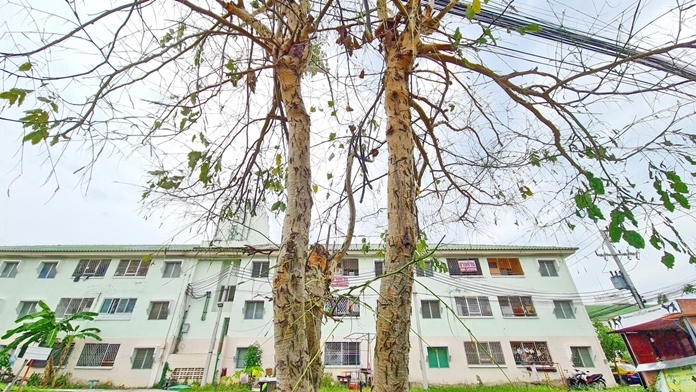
0, 229, 613, 387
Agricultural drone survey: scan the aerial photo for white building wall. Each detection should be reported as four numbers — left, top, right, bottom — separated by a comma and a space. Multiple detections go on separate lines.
0, 245, 613, 387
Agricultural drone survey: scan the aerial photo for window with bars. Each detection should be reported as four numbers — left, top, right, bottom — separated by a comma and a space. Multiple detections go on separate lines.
17, 301, 38, 318
427, 347, 449, 368
99, 298, 137, 315
72, 259, 111, 277
38, 261, 58, 279
571, 347, 594, 367
56, 298, 94, 318
553, 300, 575, 319
148, 301, 170, 320
415, 261, 434, 277
337, 259, 359, 276
538, 260, 558, 277
77, 343, 120, 367
114, 259, 151, 277
31, 343, 75, 368
498, 296, 536, 317
455, 297, 493, 317
421, 300, 441, 319
0, 261, 19, 278
131, 348, 155, 369
324, 342, 360, 366
510, 341, 552, 365
325, 296, 360, 317
488, 258, 524, 276
251, 261, 270, 278
374, 260, 384, 277
464, 341, 505, 365
244, 301, 264, 319
446, 259, 482, 276
162, 261, 182, 278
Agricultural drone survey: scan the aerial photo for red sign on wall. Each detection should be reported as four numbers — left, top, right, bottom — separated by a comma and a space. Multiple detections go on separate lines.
331, 276, 349, 287
458, 260, 478, 273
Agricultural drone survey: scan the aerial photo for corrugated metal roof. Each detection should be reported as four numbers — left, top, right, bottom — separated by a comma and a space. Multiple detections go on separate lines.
0, 243, 576, 254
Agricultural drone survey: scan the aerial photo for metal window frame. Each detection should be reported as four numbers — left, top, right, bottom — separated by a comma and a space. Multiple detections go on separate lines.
162, 261, 183, 278
251, 261, 270, 278
38, 261, 59, 279
0, 261, 19, 278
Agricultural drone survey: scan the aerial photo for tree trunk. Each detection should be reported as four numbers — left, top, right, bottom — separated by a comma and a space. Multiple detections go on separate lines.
272, 25, 313, 392
372, 17, 420, 392
305, 245, 329, 392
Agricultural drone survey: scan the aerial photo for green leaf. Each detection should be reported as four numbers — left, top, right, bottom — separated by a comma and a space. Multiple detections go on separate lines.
153, 121, 162, 130
453, 27, 463, 46
660, 192, 676, 212
199, 161, 210, 184
329, 132, 336, 141
690, 256, 696, 265
589, 176, 605, 195
327, 173, 333, 180
670, 182, 689, 193
18, 62, 32, 72
312, 184, 318, 194
187, 151, 202, 170
622, 230, 645, 249
472, 0, 481, 13
50, 134, 59, 146
327, 100, 334, 108
271, 200, 286, 212
661, 252, 675, 269
310, 106, 316, 113
142, 254, 153, 263
649, 233, 661, 250
465, 4, 476, 19
671, 193, 690, 209
526, 23, 541, 33
608, 223, 622, 242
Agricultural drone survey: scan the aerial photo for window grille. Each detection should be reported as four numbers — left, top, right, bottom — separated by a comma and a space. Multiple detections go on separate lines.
446, 259, 482, 275
171, 368, 204, 382
455, 297, 492, 317
77, 343, 120, 367
337, 259, 359, 276
464, 341, 505, 365
571, 347, 594, 367
73, 259, 111, 277
374, 260, 384, 277
115, 259, 151, 277
56, 298, 94, 318
324, 342, 360, 366
325, 296, 360, 317
498, 296, 536, 317
510, 341, 552, 365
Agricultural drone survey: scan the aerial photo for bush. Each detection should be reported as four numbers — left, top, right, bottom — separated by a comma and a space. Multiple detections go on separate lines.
26, 373, 42, 387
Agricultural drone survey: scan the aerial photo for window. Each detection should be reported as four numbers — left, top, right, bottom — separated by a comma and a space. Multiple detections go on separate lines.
244, 301, 264, 319
374, 260, 384, 277
0, 261, 19, 278
325, 342, 360, 366
510, 342, 551, 365
31, 343, 74, 368
571, 347, 594, 368
251, 261, 270, 278
415, 261, 433, 277
17, 301, 38, 318
464, 342, 505, 365
235, 347, 248, 368
455, 297, 493, 317
498, 296, 536, 317
114, 259, 151, 277
99, 298, 137, 315
421, 300, 441, 319
171, 368, 204, 383
56, 298, 94, 318
553, 300, 575, 319
446, 258, 482, 276
38, 261, 58, 279
488, 258, 524, 276
72, 259, 111, 277
427, 347, 449, 368
337, 259, 359, 276
220, 285, 236, 302
325, 296, 360, 317
76, 343, 120, 367
162, 261, 182, 278
148, 302, 170, 320
131, 348, 155, 369
539, 260, 558, 277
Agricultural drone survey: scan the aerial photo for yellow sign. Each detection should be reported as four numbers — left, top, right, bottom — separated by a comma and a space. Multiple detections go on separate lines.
663, 365, 696, 392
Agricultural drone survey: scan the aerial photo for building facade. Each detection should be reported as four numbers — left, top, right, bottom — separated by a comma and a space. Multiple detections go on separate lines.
0, 241, 613, 387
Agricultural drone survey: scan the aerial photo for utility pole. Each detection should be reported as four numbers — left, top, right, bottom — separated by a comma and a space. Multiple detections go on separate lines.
412, 291, 429, 390
202, 290, 226, 386
597, 230, 645, 309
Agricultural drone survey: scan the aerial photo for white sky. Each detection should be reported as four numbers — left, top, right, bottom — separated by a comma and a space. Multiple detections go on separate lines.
1, 0, 696, 303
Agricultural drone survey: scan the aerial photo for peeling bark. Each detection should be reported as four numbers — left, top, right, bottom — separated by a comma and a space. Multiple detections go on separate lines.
373, 6, 420, 392
273, 8, 314, 390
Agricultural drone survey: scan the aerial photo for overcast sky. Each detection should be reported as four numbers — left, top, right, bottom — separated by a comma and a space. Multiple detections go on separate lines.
1, 0, 695, 303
